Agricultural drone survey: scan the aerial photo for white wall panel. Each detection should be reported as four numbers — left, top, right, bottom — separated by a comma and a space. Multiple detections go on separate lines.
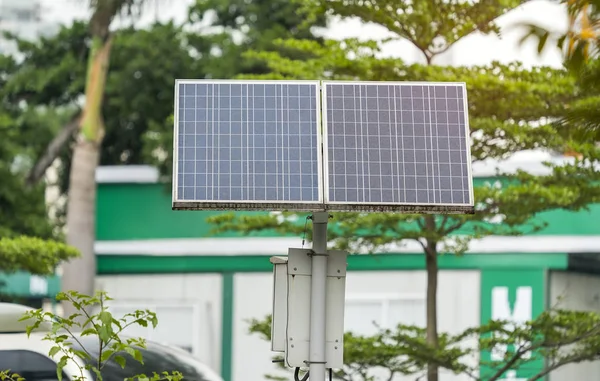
344, 271, 480, 381
233, 273, 290, 381
549, 271, 600, 381
95, 274, 222, 374
233, 270, 480, 381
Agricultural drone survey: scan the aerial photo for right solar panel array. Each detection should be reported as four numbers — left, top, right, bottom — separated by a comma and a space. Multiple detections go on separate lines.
322, 81, 474, 213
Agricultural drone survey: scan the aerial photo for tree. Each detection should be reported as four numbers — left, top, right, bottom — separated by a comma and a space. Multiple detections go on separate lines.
247, 309, 600, 381
303, 0, 526, 64
242, 6, 563, 378
549, 57, 600, 149
519, 1, 600, 146
186, 0, 326, 78
0, 237, 78, 276
3, 20, 205, 193
1, 9, 207, 316
0, 52, 79, 290
206, 2, 600, 380
54, 0, 167, 318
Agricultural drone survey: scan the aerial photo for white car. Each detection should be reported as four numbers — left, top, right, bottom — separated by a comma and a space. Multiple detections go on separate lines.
0, 302, 224, 381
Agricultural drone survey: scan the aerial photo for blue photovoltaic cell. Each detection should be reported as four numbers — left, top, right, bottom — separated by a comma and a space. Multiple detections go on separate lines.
175, 81, 321, 204
324, 82, 473, 206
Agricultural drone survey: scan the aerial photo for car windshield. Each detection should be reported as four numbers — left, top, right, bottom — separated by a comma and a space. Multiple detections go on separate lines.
69, 336, 215, 381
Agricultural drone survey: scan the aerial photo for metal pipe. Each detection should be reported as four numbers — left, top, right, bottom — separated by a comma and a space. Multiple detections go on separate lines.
308, 212, 329, 381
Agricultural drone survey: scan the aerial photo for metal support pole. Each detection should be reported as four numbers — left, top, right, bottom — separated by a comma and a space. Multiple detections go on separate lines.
309, 212, 329, 381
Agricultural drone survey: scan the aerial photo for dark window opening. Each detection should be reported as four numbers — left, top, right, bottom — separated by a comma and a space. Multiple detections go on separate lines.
70, 337, 214, 381
0, 350, 70, 381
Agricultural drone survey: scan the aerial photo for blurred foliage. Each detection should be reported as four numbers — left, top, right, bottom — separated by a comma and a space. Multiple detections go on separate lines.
249, 310, 600, 381
2, 21, 205, 193
187, 0, 326, 76
520, 0, 600, 70
518, 1, 600, 158
239, 38, 576, 160
299, 0, 525, 63
0, 236, 79, 276
207, 36, 598, 255
0, 50, 77, 286
3, 0, 326, 191
556, 58, 600, 143
0, 0, 327, 297
0, 51, 65, 240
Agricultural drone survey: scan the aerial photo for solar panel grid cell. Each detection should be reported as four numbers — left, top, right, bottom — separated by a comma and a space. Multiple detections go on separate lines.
322, 81, 473, 209
174, 80, 323, 208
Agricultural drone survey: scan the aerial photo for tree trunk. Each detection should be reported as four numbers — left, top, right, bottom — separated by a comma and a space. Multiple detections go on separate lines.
61, 36, 112, 319
61, 141, 100, 312
425, 216, 439, 381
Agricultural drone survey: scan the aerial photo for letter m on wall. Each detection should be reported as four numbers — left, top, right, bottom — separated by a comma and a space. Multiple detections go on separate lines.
490, 286, 532, 360
480, 269, 546, 379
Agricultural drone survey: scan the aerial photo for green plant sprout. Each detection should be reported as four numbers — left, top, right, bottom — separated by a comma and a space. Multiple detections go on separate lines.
0, 291, 183, 381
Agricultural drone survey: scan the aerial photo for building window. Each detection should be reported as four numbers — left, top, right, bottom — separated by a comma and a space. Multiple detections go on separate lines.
344, 294, 425, 336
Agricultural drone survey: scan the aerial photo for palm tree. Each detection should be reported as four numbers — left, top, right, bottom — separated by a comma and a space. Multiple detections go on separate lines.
522, 0, 599, 64
560, 1, 600, 144
563, 0, 600, 63
520, 1, 600, 153
61, 0, 153, 318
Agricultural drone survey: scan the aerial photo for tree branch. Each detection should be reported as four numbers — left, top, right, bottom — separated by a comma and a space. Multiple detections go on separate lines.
439, 216, 449, 232
441, 220, 464, 236
485, 321, 600, 381
528, 352, 600, 381
486, 344, 529, 381
25, 113, 81, 188
414, 238, 427, 252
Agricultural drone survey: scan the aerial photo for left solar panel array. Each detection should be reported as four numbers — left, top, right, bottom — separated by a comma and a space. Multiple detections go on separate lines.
173, 80, 323, 211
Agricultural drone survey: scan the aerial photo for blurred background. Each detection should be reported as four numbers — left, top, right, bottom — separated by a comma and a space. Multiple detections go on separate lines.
3, 1, 600, 381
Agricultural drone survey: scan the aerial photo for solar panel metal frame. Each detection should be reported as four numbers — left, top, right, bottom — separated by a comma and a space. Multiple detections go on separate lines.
321, 80, 475, 214
172, 79, 325, 212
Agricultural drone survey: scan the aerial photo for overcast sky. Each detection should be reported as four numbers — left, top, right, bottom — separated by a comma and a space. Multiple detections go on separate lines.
41, 0, 567, 68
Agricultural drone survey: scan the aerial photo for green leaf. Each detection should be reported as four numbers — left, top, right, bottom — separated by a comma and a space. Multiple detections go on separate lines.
80, 328, 97, 337
49, 346, 61, 358
25, 321, 41, 337
90, 367, 102, 381
72, 349, 89, 361
149, 315, 158, 329
98, 311, 113, 326
98, 325, 112, 342
133, 349, 143, 363
56, 357, 67, 381
537, 32, 549, 54
124, 347, 144, 364
100, 349, 115, 362
114, 355, 127, 369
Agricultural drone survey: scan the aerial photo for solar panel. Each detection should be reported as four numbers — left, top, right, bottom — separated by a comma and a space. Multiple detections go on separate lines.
172, 80, 324, 211
322, 81, 474, 213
